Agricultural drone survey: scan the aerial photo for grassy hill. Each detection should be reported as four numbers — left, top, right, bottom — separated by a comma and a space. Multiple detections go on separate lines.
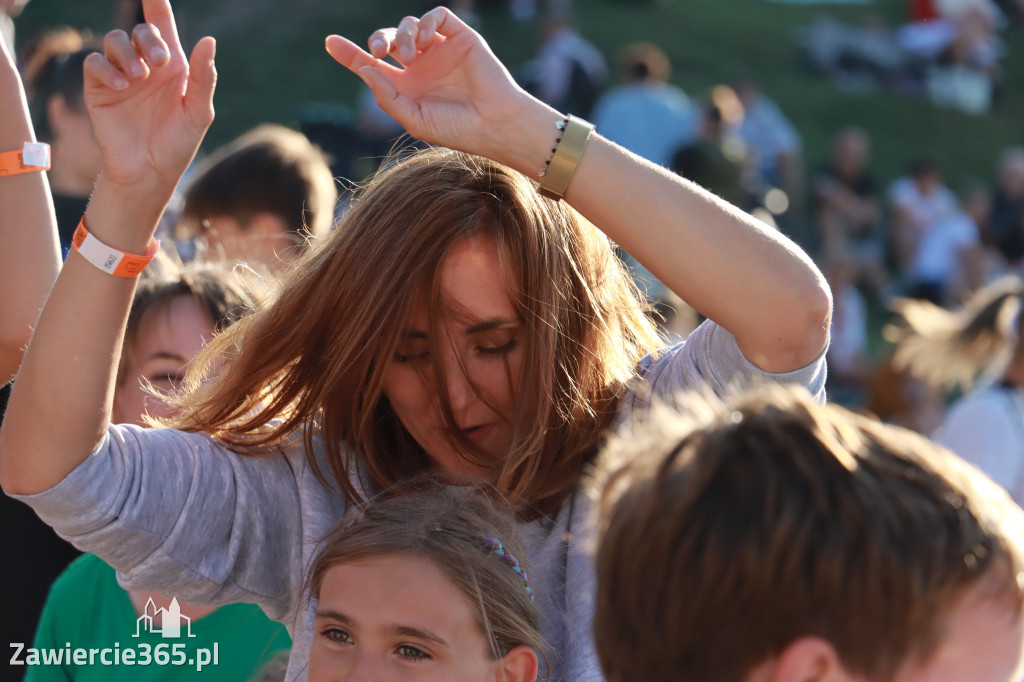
15, 0, 1024, 190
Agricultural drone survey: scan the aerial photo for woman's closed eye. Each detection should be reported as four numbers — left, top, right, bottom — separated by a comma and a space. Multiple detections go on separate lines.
477, 336, 518, 356
393, 350, 430, 364
148, 371, 185, 388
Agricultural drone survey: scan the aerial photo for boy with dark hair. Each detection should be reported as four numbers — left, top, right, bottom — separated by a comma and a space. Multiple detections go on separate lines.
595, 386, 1024, 682
177, 123, 336, 272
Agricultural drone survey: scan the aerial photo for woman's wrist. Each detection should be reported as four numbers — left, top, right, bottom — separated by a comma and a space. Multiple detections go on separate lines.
484, 98, 564, 180
85, 174, 169, 253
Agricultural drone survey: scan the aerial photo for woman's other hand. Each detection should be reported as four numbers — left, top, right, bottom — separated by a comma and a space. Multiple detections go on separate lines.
325, 7, 547, 169
84, 0, 216, 198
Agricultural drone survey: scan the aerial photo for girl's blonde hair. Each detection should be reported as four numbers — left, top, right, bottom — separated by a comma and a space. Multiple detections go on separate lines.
888, 276, 1024, 390
169, 147, 659, 516
306, 482, 546, 666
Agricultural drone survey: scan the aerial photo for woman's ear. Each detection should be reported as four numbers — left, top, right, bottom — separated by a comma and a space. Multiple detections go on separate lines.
497, 645, 538, 682
768, 637, 854, 682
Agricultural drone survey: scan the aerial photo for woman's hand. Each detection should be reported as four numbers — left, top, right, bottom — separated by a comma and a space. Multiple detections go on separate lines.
326, 7, 548, 167
83, 0, 216, 197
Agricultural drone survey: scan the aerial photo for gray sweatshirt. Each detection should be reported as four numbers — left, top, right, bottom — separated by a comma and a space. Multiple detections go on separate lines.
15, 321, 826, 681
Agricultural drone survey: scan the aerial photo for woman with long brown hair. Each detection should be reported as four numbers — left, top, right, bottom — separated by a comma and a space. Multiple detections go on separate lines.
0, 2, 830, 679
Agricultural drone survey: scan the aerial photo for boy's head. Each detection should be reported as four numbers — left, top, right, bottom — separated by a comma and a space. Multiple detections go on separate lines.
595, 386, 1024, 682
178, 124, 337, 271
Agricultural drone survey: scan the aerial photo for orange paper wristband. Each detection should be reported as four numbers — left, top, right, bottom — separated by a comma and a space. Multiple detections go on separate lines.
0, 142, 51, 177
72, 216, 159, 278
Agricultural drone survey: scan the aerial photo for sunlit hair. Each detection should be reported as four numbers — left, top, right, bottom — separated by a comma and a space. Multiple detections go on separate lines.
117, 253, 264, 391
168, 147, 659, 516
888, 276, 1024, 390
594, 385, 1024, 682
305, 482, 546, 667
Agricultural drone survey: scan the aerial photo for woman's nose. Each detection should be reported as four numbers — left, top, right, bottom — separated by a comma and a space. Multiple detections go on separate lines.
442, 352, 474, 413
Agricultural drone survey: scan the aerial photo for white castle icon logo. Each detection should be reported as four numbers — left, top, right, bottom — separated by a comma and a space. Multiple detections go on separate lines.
133, 597, 197, 639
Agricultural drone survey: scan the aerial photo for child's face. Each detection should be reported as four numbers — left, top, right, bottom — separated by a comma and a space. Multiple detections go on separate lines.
309, 554, 505, 681
113, 296, 215, 426
382, 235, 522, 481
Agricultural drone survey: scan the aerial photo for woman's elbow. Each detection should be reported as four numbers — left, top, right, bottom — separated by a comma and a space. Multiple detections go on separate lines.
783, 279, 833, 369
743, 278, 832, 373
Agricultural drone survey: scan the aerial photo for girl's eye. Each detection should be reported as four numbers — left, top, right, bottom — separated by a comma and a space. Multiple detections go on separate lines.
396, 644, 431, 661
321, 627, 353, 646
478, 337, 519, 356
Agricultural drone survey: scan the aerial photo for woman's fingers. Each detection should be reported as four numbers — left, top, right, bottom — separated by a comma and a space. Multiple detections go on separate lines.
140, 0, 182, 52
415, 7, 445, 50
184, 36, 217, 129
395, 15, 419, 63
104, 29, 149, 80
83, 51, 129, 91
131, 23, 170, 68
326, 34, 402, 77
426, 6, 470, 40
367, 28, 392, 59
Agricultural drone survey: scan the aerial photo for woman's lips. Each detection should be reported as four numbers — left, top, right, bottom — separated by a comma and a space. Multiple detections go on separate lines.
446, 423, 491, 445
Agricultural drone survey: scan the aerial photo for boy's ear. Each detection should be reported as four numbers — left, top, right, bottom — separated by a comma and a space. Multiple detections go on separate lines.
497, 645, 538, 682
768, 637, 854, 682
46, 94, 73, 135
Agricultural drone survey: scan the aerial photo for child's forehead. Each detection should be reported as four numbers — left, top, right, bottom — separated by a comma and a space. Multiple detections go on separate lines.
319, 554, 484, 639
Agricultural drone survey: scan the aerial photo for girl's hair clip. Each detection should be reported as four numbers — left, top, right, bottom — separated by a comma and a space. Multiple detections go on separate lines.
481, 536, 533, 601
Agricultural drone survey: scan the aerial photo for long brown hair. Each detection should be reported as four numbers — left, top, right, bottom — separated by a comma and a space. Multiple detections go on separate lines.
888, 276, 1024, 390
169, 147, 659, 516
306, 482, 546, 667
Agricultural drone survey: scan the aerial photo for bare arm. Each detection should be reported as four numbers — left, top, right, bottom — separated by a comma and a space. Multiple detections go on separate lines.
0, 38, 61, 382
0, 0, 216, 495
326, 8, 830, 373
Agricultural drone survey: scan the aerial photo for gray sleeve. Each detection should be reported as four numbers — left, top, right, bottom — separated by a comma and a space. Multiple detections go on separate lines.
9, 424, 306, 621
625, 320, 828, 412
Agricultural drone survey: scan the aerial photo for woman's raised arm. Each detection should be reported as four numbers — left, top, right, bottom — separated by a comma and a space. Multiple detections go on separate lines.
326, 7, 831, 373
0, 36, 61, 382
0, 0, 216, 495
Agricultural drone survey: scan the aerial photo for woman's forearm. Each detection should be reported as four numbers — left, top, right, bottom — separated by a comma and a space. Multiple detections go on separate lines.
0, 178, 167, 495
498, 102, 832, 373
0, 52, 62, 382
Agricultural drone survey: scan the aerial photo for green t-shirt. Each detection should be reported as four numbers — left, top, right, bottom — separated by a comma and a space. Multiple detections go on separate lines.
24, 554, 291, 681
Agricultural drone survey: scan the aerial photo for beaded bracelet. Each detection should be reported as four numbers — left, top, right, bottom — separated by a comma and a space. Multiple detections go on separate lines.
537, 114, 595, 201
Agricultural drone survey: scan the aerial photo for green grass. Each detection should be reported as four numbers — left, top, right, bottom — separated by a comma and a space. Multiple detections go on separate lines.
14, 0, 1024, 188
